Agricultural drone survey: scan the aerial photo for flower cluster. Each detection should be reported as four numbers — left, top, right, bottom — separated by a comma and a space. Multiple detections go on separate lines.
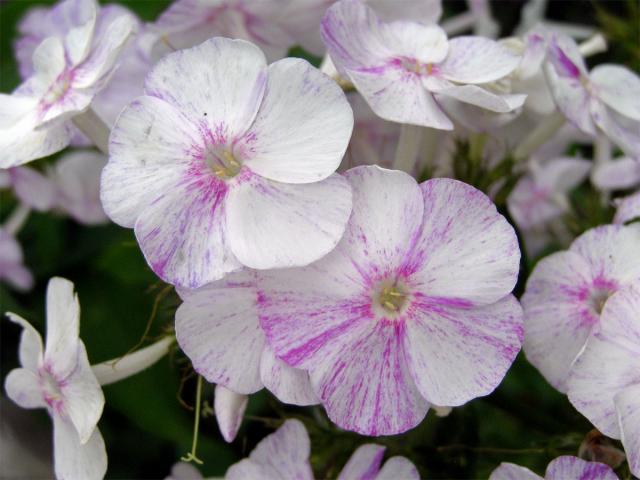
1, 0, 638, 479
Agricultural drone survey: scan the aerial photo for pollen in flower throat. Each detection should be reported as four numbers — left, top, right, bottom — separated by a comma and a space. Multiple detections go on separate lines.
378, 282, 409, 313
203, 145, 242, 179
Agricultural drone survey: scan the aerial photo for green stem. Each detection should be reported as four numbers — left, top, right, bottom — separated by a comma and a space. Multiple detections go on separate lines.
181, 376, 204, 465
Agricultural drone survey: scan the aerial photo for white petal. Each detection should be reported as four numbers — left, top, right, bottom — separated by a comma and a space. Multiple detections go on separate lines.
545, 456, 617, 480
11, 166, 56, 211
382, 22, 448, 64
44, 277, 81, 377
591, 100, 640, 159
376, 456, 420, 480
53, 415, 107, 480
614, 191, 640, 224
439, 36, 521, 84
32, 37, 66, 89
404, 295, 523, 407
241, 58, 353, 183
4, 368, 45, 409
591, 157, 640, 191
336, 444, 385, 480
0, 120, 72, 168
437, 85, 526, 113
615, 384, 640, 478
369, 0, 442, 24
6, 312, 43, 372
226, 172, 352, 270
489, 462, 542, 480
591, 64, 640, 121
175, 272, 263, 393
145, 37, 267, 142
214, 384, 248, 443
537, 157, 592, 193
259, 347, 319, 406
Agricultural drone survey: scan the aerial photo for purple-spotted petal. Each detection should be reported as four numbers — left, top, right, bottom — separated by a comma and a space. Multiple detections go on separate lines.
336, 444, 385, 480
241, 58, 353, 183
145, 37, 267, 143
489, 462, 542, 480
615, 384, 640, 478
590, 64, 640, 121
226, 172, 351, 270
614, 191, 640, 224
214, 384, 248, 443
259, 346, 319, 406
175, 272, 263, 393
544, 456, 617, 480
404, 295, 523, 407
407, 178, 520, 306
376, 457, 420, 480
53, 415, 107, 480
439, 36, 521, 84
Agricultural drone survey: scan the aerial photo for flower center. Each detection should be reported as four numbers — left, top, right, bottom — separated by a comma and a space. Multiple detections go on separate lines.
401, 58, 436, 76
372, 278, 410, 318
39, 369, 64, 413
204, 147, 242, 179
590, 288, 613, 315
43, 70, 73, 105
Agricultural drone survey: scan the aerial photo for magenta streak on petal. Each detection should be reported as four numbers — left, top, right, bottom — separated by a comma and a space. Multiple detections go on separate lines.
578, 463, 616, 480
550, 41, 581, 79
360, 449, 386, 480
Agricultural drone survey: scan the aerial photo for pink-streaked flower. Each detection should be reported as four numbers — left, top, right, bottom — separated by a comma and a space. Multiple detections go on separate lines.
614, 191, 640, 225
101, 37, 353, 289
225, 419, 314, 480
0, 166, 55, 212
214, 384, 249, 443
489, 455, 618, 480
0, 0, 136, 167
153, 0, 294, 61
507, 157, 591, 231
591, 156, 640, 192
175, 271, 319, 430
337, 443, 419, 480
545, 33, 640, 158
4, 277, 106, 480
48, 150, 108, 225
258, 166, 522, 436
0, 229, 34, 292
321, 0, 523, 129
568, 284, 640, 478
523, 224, 640, 392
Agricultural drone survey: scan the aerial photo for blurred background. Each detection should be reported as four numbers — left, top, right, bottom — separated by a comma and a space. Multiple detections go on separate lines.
0, 0, 638, 478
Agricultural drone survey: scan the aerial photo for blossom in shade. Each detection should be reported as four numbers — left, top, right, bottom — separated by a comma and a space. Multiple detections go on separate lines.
614, 191, 640, 225
258, 166, 522, 435
522, 224, 640, 392
0, 0, 135, 167
321, 0, 523, 129
49, 150, 108, 225
101, 37, 353, 288
153, 0, 294, 61
225, 419, 314, 480
591, 156, 640, 192
568, 284, 640, 478
175, 270, 319, 440
545, 33, 640, 158
0, 229, 34, 292
4, 277, 106, 480
0, 166, 55, 212
336, 443, 419, 480
489, 455, 618, 480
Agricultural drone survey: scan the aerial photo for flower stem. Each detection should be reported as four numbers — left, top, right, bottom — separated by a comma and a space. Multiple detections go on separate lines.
181, 375, 204, 465
393, 124, 424, 174
72, 108, 110, 155
513, 111, 565, 162
4, 203, 31, 236
92, 336, 174, 386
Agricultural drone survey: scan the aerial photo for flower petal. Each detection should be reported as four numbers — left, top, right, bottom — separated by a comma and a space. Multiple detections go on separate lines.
0, 120, 72, 168
591, 156, 640, 191
214, 384, 248, 443
439, 36, 521, 84
383, 22, 448, 64
11, 166, 56, 211
407, 178, 520, 306
590, 64, 640, 121
6, 312, 43, 372
591, 100, 640, 159
241, 58, 353, 183
376, 456, 420, 480
615, 384, 640, 478
404, 295, 523, 406
336, 444, 385, 480
53, 415, 107, 480
489, 462, 542, 480
437, 86, 526, 113
4, 368, 44, 409
226, 172, 352, 270
145, 37, 267, 143
44, 277, 81, 377
614, 191, 640, 224
175, 272, 263, 393
544, 456, 617, 480
259, 346, 319, 406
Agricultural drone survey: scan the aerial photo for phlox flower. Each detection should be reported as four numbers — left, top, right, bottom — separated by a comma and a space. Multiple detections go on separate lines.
0, 0, 136, 167
568, 284, 640, 478
321, 0, 524, 130
101, 37, 353, 289
522, 223, 640, 391
175, 271, 319, 441
0, 229, 34, 292
0, 166, 55, 212
489, 455, 617, 480
258, 166, 522, 435
614, 191, 640, 225
545, 33, 640, 158
336, 443, 419, 480
4, 277, 106, 480
591, 156, 640, 192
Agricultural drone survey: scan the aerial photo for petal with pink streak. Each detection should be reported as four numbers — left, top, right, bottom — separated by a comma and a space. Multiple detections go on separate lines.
439, 36, 521, 84
337, 444, 385, 480
614, 191, 640, 224
259, 347, 319, 406
544, 456, 617, 480
214, 384, 248, 443
376, 456, 420, 480
489, 462, 542, 480
616, 384, 640, 478
407, 178, 520, 306
226, 172, 352, 270
310, 318, 429, 436
241, 58, 353, 184
404, 295, 523, 406
590, 64, 640, 121
145, 37, 267, 142
175, 272, 263, 393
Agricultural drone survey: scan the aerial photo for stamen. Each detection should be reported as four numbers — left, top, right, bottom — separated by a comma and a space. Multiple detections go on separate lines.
379, 284, 408, 313
204, 147, 242, 179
